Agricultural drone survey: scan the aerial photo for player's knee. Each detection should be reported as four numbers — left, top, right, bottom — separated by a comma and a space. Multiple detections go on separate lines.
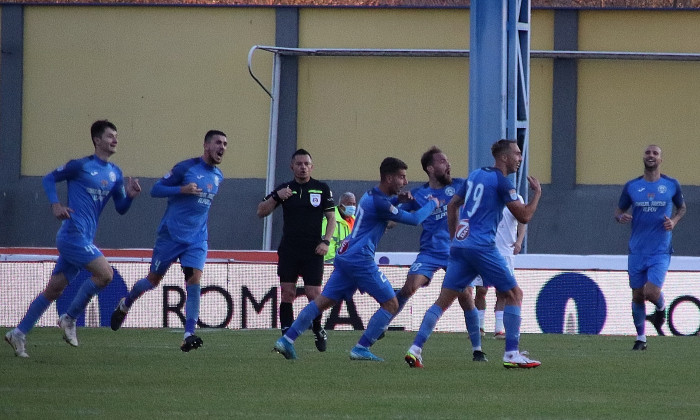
93, 270, 113, 288
381, 298, 399, 315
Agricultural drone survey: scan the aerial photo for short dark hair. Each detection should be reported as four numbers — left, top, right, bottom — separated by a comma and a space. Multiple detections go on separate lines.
292, 148, 312, 161
420, 146, 443, 174
90, 120, 117, 145
204, 130, 226, 143
380, 157, 408, 179
491, 139, 517, 158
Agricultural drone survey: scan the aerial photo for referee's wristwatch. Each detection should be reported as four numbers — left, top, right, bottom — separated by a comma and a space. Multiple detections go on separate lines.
320, 239, 330, 246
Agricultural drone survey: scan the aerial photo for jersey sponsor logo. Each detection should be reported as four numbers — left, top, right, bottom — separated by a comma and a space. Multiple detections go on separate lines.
658, 185, 667, 194
86, 187, 110, 202
389, 205, 399, 215
163, 171, 172, 179
455, 219, 470, 240
310, 193, 321, 207
57, 165, 65, 172
214, 176, 220, 187
109, 172, 116, 182
445, 186, 455, 196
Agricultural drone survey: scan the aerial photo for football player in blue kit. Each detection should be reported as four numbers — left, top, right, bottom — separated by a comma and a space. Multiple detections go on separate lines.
5, 120, 141, 358
406, 139, 542, 369
274, 157, 439, 361
110, 130, 227, 352
384, 147, 486, 361
615, 144, 685, 351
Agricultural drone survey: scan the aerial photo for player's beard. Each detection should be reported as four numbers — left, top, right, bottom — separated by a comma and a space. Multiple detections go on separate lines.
436, 172, 452, 186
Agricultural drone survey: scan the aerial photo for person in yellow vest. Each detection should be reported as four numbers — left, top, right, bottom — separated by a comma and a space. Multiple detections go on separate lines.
322, 192, 356, 263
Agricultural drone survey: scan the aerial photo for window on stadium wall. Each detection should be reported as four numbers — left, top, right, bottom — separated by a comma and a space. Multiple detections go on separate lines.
10, 0, 700, 9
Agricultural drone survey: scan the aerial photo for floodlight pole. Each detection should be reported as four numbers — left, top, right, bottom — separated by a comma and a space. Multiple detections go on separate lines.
470, 0, 531, 249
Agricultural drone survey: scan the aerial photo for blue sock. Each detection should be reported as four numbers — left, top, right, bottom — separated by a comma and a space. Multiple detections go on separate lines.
655, 293, 665, 311
286, 301, 320, 342
67, 279, 102, 319
465, 307, 481, 350
503, 305, 521, 352
632, 302, 646, 336
17, 294, 52, 334
185, 284, 201, 336
125, 278, 155, 307
358, 308, 392, 348
412, 304, 443, 349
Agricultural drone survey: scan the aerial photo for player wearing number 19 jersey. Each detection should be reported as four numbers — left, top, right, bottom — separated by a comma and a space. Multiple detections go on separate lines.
406, 140, 542, 369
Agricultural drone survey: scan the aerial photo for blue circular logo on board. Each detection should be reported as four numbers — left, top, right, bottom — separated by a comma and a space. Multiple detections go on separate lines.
536, 272, 607, 334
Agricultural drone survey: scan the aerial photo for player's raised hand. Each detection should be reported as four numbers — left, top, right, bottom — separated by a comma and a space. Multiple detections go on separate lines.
180, 182, 202, 195
51, 202, 73, 220
527, 175, 541, 194
126, 177, 142, 198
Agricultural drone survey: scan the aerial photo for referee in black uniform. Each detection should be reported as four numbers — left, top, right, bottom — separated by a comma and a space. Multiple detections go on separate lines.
257, 149, 336, 351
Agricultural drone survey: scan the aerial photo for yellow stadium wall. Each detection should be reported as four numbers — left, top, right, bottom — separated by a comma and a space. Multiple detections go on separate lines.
21, 6, 275, 179
296, 8, 554, 183
577, 10, 700, 185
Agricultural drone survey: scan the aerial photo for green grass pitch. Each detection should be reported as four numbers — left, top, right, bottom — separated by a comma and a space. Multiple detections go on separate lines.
1, 328, 698, 419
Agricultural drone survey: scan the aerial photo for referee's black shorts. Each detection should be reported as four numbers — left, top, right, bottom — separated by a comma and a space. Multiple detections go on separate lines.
277, 245, 324, 287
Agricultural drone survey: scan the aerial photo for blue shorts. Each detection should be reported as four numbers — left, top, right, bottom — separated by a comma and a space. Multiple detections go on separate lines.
321, 258, 396, 304
52, 233, 103, 282
473, 255, 514, 288
443, 246, 517, 293
150, 230, 208, 275
628, 253, 670, 289
407, 253, 448, 283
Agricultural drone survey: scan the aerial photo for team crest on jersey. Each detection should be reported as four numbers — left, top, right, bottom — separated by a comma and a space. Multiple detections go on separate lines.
109, 172, 116, 182
658, 185, 667, 194
445, 186, 455, 196
207, 184, 213, 192
455, 219, 470, 241
310, 193, 321, 207
509, 189, 518, 201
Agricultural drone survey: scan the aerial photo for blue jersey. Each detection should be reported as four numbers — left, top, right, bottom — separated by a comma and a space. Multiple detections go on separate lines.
42, 155, 132, 241
452, 167, 518, 249
152, 157, 223, 244
335, 187, 438, 264
402, 178, 466, 260
618, 175, 684, 255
